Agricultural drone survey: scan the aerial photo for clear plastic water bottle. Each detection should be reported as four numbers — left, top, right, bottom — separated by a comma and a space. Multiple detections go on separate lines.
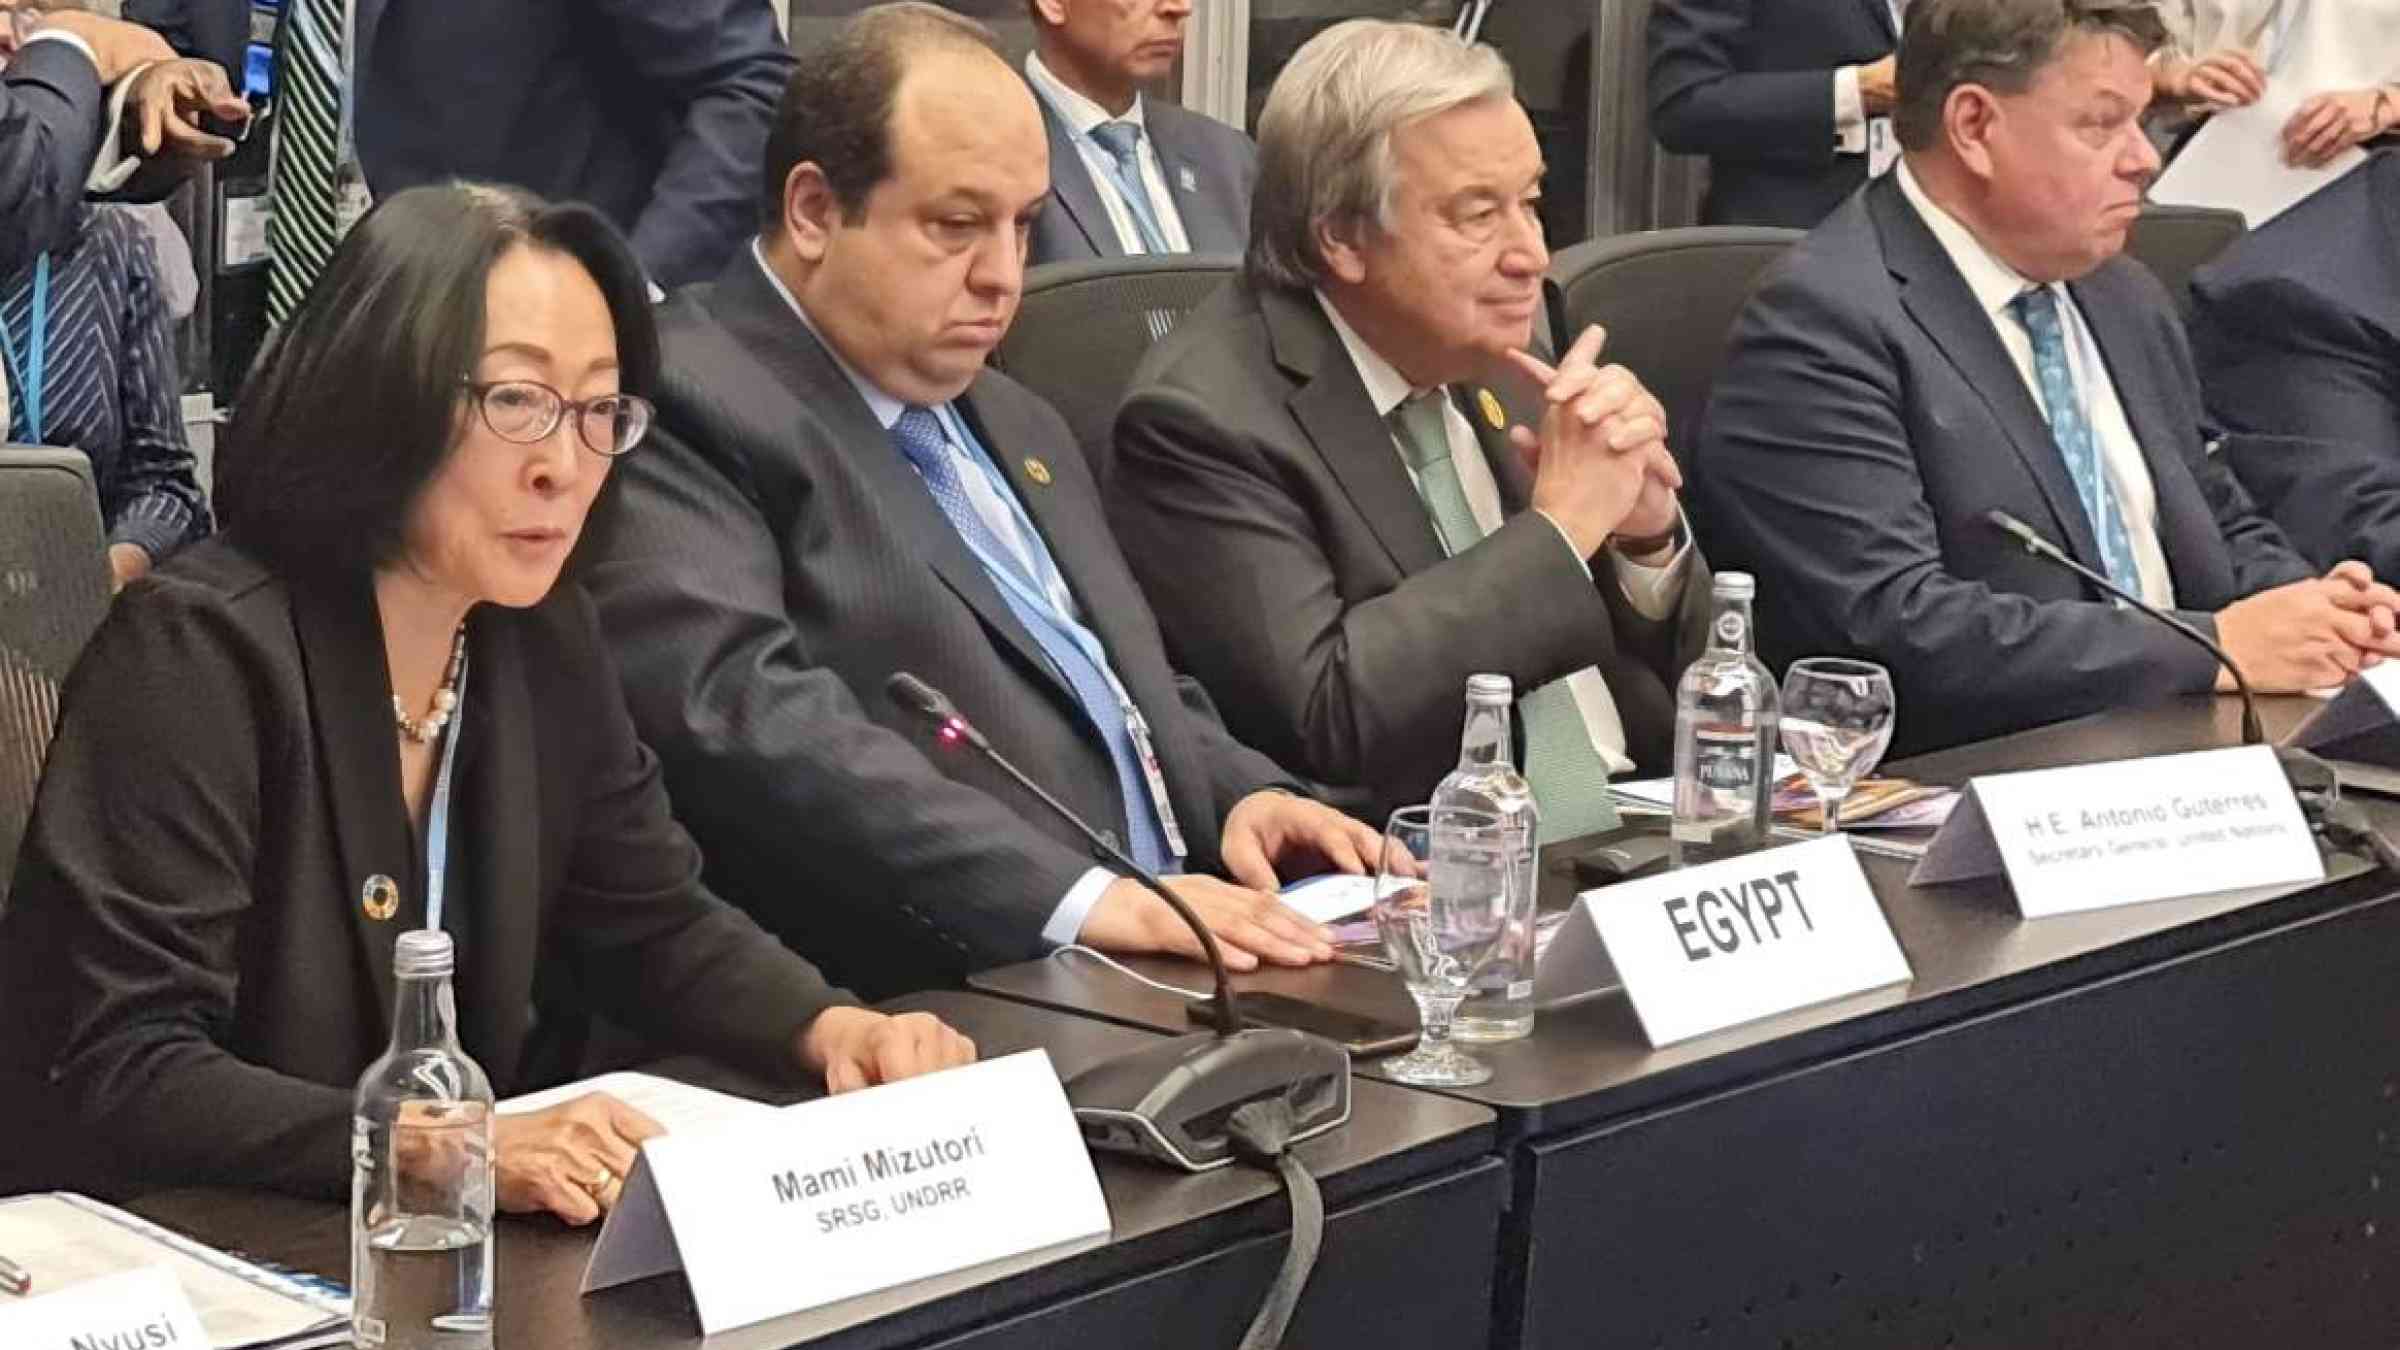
1671, 573, 1781, 867
352, 931, 495, 1350
1433, 674, 1541, 1041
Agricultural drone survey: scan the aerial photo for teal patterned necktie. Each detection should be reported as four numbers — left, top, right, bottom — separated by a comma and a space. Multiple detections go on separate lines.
2010, 287, 2142, 596
1390, 393, 1620, 843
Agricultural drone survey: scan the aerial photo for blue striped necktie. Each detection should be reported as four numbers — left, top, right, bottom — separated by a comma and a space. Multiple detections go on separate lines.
890, 407, 1176, 871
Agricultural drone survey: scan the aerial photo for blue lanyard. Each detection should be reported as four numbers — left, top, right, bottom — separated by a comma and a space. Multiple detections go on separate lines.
423, 654, 468, 933
0, 254, 51, 444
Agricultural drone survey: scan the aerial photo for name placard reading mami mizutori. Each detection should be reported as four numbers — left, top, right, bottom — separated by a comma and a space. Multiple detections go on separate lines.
582, 1050, 1108, 1335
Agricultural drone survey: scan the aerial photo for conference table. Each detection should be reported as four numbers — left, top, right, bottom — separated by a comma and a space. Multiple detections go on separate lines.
128, 991, 1504, 1350
971, 695, 2400, 1349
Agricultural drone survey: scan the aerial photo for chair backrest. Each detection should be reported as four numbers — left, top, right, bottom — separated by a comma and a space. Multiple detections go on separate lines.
0, 449, 112, 910
2122, 204, 2247, 318
1548, 227, 1803, 458
989, 253, 1240, 482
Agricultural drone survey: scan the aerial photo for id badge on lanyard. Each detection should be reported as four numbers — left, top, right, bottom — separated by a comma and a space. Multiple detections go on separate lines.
0, 254, 52, 444
1867, 119, 1901, 177
1117, 692, 1189, 863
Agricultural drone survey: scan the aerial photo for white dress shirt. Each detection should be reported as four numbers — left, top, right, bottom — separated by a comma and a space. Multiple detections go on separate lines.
1024, 51, 1192, 255
1315, 293, 1691, 774
752, 241, 1119, 944
1893, 162, 2177, 608
1834, 0, 1906, 158
2166, 0, 2400, 86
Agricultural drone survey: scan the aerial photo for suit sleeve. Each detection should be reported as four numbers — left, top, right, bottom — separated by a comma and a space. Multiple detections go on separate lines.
1647, 0, 1841, 164
1698, 265, 2222, 750
582, 419, 1103, 975
546, 587, 855, 1082
102, 210, 211, 560
593, 0, 792, 289
0, 581, 354, 1199
0, 40, 109, 278
2197, 275, 2400, 577
1111, 385, 1643, 809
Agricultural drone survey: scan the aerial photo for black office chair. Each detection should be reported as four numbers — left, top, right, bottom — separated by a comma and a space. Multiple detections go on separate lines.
0, 449, 112, 911
2122, 204, 2246, 319
989, 254, 1239, 484
1548, 227, 1802, 459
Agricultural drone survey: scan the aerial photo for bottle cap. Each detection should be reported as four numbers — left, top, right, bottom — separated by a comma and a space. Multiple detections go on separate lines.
1714, 571, 1756, 600
394, 929, 456, 979
1466, 673, 1514, 703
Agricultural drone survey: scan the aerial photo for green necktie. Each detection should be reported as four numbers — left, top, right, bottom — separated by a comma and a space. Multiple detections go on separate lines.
1389, 393, 1621, 844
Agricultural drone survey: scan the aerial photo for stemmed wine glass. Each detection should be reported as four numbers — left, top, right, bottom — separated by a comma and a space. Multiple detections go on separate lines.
1779, 658, 1897, 835
1372, 804, 1521, 1087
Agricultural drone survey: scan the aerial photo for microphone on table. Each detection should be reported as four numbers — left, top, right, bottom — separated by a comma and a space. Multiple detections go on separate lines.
1984, 509, 2264, 745
1984, 511, 2400, 874
884, 671, 1351, 1173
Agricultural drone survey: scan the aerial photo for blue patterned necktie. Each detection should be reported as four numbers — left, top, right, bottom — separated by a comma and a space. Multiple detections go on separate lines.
1086, 121, 1172, 255
890, 407, 1175, 871
2010, 287, 2142, 596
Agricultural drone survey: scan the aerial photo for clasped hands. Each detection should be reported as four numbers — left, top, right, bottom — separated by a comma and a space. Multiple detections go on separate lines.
1506, 324, 1681, 562
2216, 561, 2400, 693
490, 1007, 975, 1225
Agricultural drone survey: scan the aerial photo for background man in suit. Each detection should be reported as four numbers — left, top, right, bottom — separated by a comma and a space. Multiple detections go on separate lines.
2191, 152, 2400, 579
1112, 20, 1707, 837
581, 3, 1377, 1000
1647, 0, 1903, 227
1022, 0, 1256, 265
1694, 0, 2400, 756
129, 0, 792, 311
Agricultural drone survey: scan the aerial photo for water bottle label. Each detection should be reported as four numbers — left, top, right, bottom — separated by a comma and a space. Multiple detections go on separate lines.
1506, 979, 1534, 1000
1693, 729, 1757, 793
356, 1314, 387, 1346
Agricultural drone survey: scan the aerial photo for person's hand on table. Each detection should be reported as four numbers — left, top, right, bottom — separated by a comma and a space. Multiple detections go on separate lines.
801, 1006, 978, 1095
124, 57, 250, 159
2214, 569, 2400, 693
1079, 872, 1336, 971
2156, 48, 2266, 112
492, 1092, 662, 1225
2281, 87, 2392, 168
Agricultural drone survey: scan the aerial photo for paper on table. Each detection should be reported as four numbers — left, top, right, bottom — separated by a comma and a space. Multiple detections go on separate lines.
1277, 871, 1414, 924
0, 1194, 346, 1349
499, 1071, 777, 1136
2149, 85, 2368, 226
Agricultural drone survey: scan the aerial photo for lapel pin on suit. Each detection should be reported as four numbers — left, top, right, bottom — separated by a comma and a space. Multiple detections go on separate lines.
1024, 457, 1054, 486
361, 874, 400, 922
1476, 388, 1508, 431
1176, 165, 1197, 193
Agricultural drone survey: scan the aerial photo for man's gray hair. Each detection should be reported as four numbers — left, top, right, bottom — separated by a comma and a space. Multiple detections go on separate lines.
1895, 0, 2168, 150
1247, 19, 1515, 290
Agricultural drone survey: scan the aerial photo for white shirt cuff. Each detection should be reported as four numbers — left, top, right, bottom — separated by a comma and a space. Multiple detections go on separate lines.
21, 28, 98, 71
1041, 866, 1120, 947
84, 61, 153, 195
1835, 65, 1869, 153
1613, 531, 1694, 620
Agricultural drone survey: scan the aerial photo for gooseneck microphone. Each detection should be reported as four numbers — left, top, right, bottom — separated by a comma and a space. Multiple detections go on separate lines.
885, 671, 1244, 1033
1985, 510, 2266, 746
885, 671, 1354, 1185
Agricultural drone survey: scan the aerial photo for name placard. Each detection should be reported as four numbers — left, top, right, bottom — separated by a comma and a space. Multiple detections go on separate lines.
1547, 835, 1912, 1046
2289, 665, 2400, 772
0, 1266, 207, 1350
1909, 745, 2322, 916
584, 1050, 1109, 1335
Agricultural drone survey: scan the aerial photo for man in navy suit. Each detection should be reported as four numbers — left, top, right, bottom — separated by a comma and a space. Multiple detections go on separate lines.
2191, 152, 2400, 580
1021, 0, 1255, 265
1648, 0, 1902, 228
128, 0, 790, 291
1694, 0, 2400, 755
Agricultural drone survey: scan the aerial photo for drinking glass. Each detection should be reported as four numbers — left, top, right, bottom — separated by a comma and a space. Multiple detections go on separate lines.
1372, 805, 1518, 1087
1779, 658, 1897, 835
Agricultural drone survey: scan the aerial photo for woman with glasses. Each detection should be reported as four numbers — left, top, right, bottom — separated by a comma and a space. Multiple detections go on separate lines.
0, 182, 977, 1217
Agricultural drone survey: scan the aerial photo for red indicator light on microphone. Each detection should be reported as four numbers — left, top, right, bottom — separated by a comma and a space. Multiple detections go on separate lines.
938, 720, 965, 745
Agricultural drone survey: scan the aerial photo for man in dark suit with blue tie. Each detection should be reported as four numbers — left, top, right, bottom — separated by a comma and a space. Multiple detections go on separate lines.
1694, 0, 2400, 756
1021, 0, 1255, 265
2190, 152, 2400, 580
129, 0, 791, 297
580, 3, 1377, 999
1648, 0, 1902, 227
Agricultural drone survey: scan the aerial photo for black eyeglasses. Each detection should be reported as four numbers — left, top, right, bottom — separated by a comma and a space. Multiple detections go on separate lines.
464, 380, 654, 457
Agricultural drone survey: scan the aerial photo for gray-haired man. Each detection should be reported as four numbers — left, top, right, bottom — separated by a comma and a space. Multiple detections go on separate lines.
1107, 19, 1711, 834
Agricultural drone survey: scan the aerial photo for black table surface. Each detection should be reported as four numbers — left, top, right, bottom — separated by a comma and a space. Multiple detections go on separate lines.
128, 990, 1496, 1350
971, 695, 2399, 1140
